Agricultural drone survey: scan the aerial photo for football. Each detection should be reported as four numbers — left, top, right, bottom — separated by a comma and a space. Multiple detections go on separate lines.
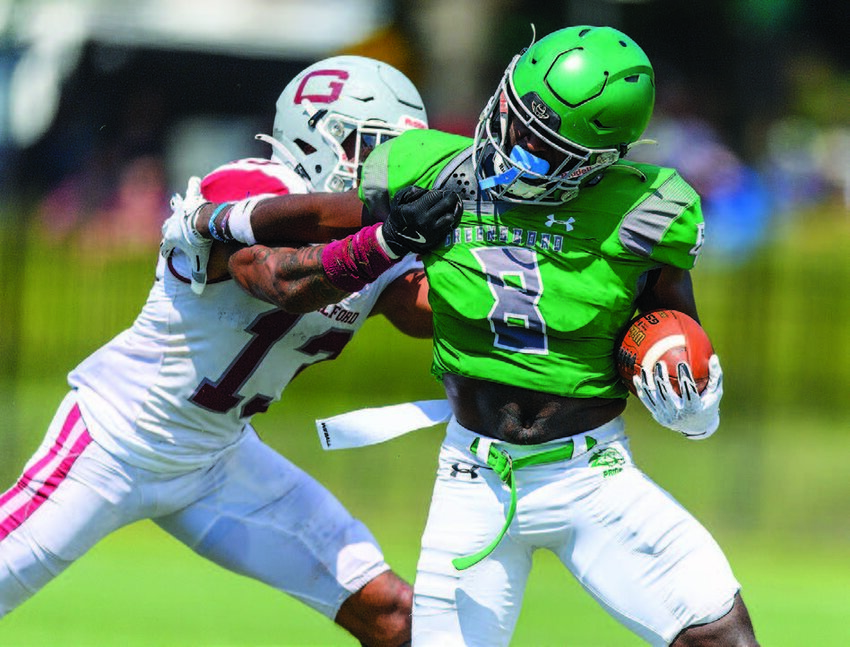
616, 309, 714, 395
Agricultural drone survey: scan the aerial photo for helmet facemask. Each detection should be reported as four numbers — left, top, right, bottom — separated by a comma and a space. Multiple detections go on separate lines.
304, 101, 407, 192
474, 56, 621, 205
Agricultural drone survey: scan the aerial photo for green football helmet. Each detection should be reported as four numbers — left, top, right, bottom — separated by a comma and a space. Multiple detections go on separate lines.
474, 25, 655, 204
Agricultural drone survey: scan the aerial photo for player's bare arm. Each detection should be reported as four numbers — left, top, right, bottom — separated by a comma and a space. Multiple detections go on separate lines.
196, 189, 366, 246
636, 266, 700, 321
163, 176, 462, 299
221, 188, 459, 314
222, 245, 434, 331
227, 244, 349, 313
370, 269, 432, 339
159, 186, 368, 296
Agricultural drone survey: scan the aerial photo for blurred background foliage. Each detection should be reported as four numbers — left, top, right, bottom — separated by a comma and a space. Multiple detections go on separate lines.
0, 0, 848, 644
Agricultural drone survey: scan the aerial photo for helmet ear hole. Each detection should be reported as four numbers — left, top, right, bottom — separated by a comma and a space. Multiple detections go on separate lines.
294, 139, 317, 155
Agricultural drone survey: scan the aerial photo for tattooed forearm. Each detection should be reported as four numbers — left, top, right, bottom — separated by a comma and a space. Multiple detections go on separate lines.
227, 244, 349, 312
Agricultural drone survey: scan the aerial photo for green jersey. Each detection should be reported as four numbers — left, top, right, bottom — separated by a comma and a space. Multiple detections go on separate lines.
360, 130, 705, 399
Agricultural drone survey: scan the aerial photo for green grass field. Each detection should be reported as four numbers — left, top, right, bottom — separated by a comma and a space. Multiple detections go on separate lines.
1, 204, 849, 645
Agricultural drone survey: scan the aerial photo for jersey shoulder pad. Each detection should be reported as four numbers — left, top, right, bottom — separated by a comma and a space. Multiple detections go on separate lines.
617, 164, 705, 269
359, 130, 474, 221
201, 158, 309, 201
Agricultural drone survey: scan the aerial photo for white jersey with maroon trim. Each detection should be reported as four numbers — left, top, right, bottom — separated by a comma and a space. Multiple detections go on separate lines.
68, 158, 420, 472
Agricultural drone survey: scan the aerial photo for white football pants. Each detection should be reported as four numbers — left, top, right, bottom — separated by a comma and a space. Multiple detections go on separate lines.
0, 392, 388, 620
413, 417, 741, 647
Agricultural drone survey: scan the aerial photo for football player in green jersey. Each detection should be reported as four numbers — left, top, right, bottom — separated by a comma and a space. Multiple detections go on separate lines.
167, 25, 757, 647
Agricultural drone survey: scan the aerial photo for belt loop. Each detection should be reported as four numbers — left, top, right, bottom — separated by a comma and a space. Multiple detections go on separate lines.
474, 437, 494, 463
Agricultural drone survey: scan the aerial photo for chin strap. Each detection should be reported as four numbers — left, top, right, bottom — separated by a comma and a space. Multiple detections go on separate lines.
479, 145, 550, 190
627, 138, 657, 152
608, 163, 648, 183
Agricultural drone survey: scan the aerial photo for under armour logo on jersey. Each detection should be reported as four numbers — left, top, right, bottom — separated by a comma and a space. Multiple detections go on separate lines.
450, 463, 480, 479
545, 214, 575, 231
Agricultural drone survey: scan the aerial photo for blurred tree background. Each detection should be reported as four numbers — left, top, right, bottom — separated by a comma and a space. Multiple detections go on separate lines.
0, 0, 848, 644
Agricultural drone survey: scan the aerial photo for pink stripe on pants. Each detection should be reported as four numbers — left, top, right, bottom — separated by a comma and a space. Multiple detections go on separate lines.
0, 404, 92, 541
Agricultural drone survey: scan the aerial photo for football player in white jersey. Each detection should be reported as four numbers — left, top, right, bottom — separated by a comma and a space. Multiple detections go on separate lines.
0, 56, 460, 647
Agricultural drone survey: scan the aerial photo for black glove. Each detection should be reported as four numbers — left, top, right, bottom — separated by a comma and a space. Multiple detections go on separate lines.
381, 186, 463, 256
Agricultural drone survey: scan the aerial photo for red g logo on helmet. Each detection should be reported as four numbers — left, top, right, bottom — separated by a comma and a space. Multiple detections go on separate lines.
293, 69, 349, 104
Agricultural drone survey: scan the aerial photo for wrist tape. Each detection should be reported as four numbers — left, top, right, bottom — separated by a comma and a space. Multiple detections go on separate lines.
226, 196, 265, 245
321, 223, 397, 293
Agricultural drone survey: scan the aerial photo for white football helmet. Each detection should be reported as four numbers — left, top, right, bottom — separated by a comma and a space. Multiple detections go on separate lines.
257, 55, 428, 193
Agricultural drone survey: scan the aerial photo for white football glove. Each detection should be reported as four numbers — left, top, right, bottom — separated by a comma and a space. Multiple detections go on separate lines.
633, 354, 723, 440
160, 176, 211, 295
